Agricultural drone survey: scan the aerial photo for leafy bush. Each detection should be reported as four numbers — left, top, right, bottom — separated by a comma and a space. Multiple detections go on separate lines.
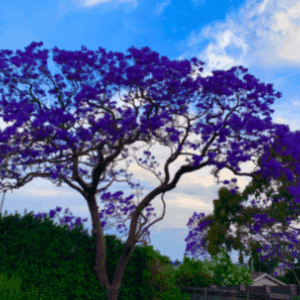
142, 259, 191, 299
0, 208, 187, 299
0, 270, 23, 300
0, 269, 48, 300
170, 258, 216, 288
0, 208, 109, 299
156, 248, 255, 299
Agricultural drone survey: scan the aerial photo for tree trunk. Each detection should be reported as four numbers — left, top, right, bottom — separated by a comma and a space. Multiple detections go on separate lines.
291, 268, 300, 287
107, 287, 119, 300
86, 197, 142, 300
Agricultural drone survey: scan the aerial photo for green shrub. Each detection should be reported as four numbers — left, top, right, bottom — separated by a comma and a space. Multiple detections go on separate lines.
159, 256, 216, 291
171, 259, 215, 289
0, 208, 107, 299
0, 270, 23, 300
0, 208, 186, 299
142, 259, 191, 299
0, 269, 48, 300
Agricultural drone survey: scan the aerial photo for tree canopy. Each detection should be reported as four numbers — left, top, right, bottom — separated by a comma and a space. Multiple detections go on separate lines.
0, 41, 298, 299
184, 129, 300, 281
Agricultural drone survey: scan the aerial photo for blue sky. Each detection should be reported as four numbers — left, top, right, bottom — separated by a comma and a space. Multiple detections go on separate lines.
1, 0, 300, 275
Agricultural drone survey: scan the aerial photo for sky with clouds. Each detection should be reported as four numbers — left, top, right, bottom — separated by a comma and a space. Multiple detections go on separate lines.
1, 0, 300, 275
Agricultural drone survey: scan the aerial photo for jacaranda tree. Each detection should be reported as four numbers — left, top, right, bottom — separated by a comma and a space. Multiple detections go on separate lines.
183, 131, 300, 275
185, 127, 300, 279
245, 137, 300, 283
245, 137, 300, 281
0, 41, 298, 299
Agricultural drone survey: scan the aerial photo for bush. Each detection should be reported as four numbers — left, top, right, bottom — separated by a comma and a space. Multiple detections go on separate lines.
0, 208, 108, 299
0, 208, 187, 299
0, 270, 23, 300
0, 270, 47, 300
142, 258, 191, 299
171, 259, 215, 289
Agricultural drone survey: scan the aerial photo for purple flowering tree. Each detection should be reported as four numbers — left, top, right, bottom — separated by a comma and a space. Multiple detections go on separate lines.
0, 41, 298, 300
184, 128, 300, 279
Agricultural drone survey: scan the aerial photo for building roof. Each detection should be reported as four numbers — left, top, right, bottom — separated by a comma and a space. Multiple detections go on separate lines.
234, 263, 289, 277
250, 272, 288, 286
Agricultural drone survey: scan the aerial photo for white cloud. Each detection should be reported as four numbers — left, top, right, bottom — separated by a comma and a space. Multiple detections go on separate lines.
71, 0, 138, 9
154, 0, 171, 15
176, 0, 300, 79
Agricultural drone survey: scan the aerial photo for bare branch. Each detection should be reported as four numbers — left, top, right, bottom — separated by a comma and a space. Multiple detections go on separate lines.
0, 189, 6, 214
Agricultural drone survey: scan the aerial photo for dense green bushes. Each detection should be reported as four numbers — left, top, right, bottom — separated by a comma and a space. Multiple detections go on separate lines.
1, 207, 256, 299
0, 208, 190, 299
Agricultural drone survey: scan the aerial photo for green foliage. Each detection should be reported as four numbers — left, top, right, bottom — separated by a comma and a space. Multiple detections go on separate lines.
0, 270, 23, 300
197, 248, 254, 287
272, 255, 300, 287
0, 208, 105, 299
246, 239, 283, 275
139, 248, 188, 299
170, 257, 216, 289
0, 269, 49, 300
151, 247, 254, 300
141, 258, 191, 300
0, 208, 184, 300
154, 286, 191, 300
